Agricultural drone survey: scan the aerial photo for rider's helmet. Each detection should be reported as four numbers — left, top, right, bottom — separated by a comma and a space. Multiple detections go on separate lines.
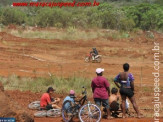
92, 47, 96, 50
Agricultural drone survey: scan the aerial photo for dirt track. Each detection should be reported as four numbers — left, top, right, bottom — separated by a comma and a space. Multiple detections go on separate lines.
0, 30, 163, 85
0, 29, 163, 122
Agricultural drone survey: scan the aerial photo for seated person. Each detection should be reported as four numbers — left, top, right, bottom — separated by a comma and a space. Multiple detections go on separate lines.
63, 90, 75, 103
63, 90, 75, 110
109, 88, 129, 113
109, 88, 120, 112
40, 87, 60, 110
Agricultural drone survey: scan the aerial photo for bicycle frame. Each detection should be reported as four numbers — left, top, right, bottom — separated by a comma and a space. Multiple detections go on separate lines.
62, 87, 102, 122
75, 87, 88, 105
75, 95, 87, 106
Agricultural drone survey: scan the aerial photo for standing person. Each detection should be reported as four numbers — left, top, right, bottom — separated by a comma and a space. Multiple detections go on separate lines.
91, 68, 111, 119
114, 63, 141, 118
40, 87, 61, 110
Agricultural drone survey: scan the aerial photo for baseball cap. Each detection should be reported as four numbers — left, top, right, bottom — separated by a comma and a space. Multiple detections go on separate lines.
47, 87, 55, 93
96, 68, 104, 74
70, 90, 75, 95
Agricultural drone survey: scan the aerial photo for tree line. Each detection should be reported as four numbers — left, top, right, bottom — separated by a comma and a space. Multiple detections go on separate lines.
0, 3, 162, 31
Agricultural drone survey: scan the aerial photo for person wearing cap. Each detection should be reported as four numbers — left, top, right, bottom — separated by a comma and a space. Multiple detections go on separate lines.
91, 68, 111, 119
40, 87, 61, 110
63, 90, 75, 104
63, 90, 76, 111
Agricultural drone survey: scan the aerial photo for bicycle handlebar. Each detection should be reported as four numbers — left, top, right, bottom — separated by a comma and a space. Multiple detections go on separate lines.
82, 86, 86, 89
82, 86, 87, 95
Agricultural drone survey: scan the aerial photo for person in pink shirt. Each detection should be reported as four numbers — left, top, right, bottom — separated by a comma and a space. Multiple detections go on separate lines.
91, 68, 111, 119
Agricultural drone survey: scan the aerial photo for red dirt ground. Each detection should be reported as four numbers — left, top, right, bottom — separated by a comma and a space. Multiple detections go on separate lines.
34, 117, 163, 122
0, 83, 33, 122
5, 89, 163, 122
0, 28, 163, 122
0, 30, 163, 86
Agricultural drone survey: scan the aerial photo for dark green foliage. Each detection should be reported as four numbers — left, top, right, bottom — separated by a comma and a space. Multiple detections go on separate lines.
0, 2, 162, 31
154, 0, 163, 6
35, 8, 71, 28
1, 7, 26, 25
123, 3, 163, 30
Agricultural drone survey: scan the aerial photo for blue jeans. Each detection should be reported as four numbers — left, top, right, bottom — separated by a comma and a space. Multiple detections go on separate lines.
94, 98, 110, 109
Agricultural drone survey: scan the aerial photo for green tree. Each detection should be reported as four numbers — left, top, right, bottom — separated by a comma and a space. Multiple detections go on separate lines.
2, 7, 26, 25
123, 3, 163, 30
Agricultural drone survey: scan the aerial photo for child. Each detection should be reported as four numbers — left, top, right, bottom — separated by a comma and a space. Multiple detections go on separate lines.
63, 90, 75, 110
109, 88, 130, 113
63, 90, 75, 103
109, 88, 120, 112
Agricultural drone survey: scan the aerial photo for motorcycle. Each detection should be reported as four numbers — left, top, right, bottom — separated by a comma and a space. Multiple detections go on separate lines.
85, 54, 102, 63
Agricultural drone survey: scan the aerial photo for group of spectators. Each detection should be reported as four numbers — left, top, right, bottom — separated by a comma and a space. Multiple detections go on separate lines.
91, 63, 141, 119
39, 63, 141, 119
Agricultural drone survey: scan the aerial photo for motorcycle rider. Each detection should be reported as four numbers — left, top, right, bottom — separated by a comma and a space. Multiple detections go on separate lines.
90, 47, 98, 60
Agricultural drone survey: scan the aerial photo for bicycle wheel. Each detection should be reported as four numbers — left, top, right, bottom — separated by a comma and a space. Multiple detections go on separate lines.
62, 100, 76, 122
47, 109, 61, 117
34, 110, 47, 117
28, 101, 40, 110
79, 104, 101, 122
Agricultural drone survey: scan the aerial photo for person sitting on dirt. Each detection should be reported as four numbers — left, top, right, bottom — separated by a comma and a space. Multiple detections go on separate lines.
40, 87, 61, 110
91, 68, 111, 119
63, 90, 75, 104
90, 47, 98, 60
114, 63, 141, 118
109, 88, 130, 117
63, 90, 76, 110
109, 88, 120, 113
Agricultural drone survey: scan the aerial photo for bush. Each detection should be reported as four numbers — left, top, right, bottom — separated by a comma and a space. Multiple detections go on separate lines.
123, 3, 163, 30
35, 8, 70, 28
0, 2, 162, 31
1, 7, 26, 25
96, 3, 135, 31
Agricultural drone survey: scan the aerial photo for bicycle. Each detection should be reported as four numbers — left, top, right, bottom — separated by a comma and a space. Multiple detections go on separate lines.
62, 87, 101, 122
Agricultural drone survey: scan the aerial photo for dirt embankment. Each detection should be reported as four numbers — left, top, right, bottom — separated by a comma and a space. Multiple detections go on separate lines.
0, 82, 34, 122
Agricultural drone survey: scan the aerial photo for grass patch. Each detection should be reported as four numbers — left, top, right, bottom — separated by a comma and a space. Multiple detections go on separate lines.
9, 28, 133, 41
2, 40, 9, 45
143, 86, 152, 92
10, 29, 104, 40
0, 74, 116, 96
111, 32, 130, 39
20, 42, 28, 47
2, 40, 18, 47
